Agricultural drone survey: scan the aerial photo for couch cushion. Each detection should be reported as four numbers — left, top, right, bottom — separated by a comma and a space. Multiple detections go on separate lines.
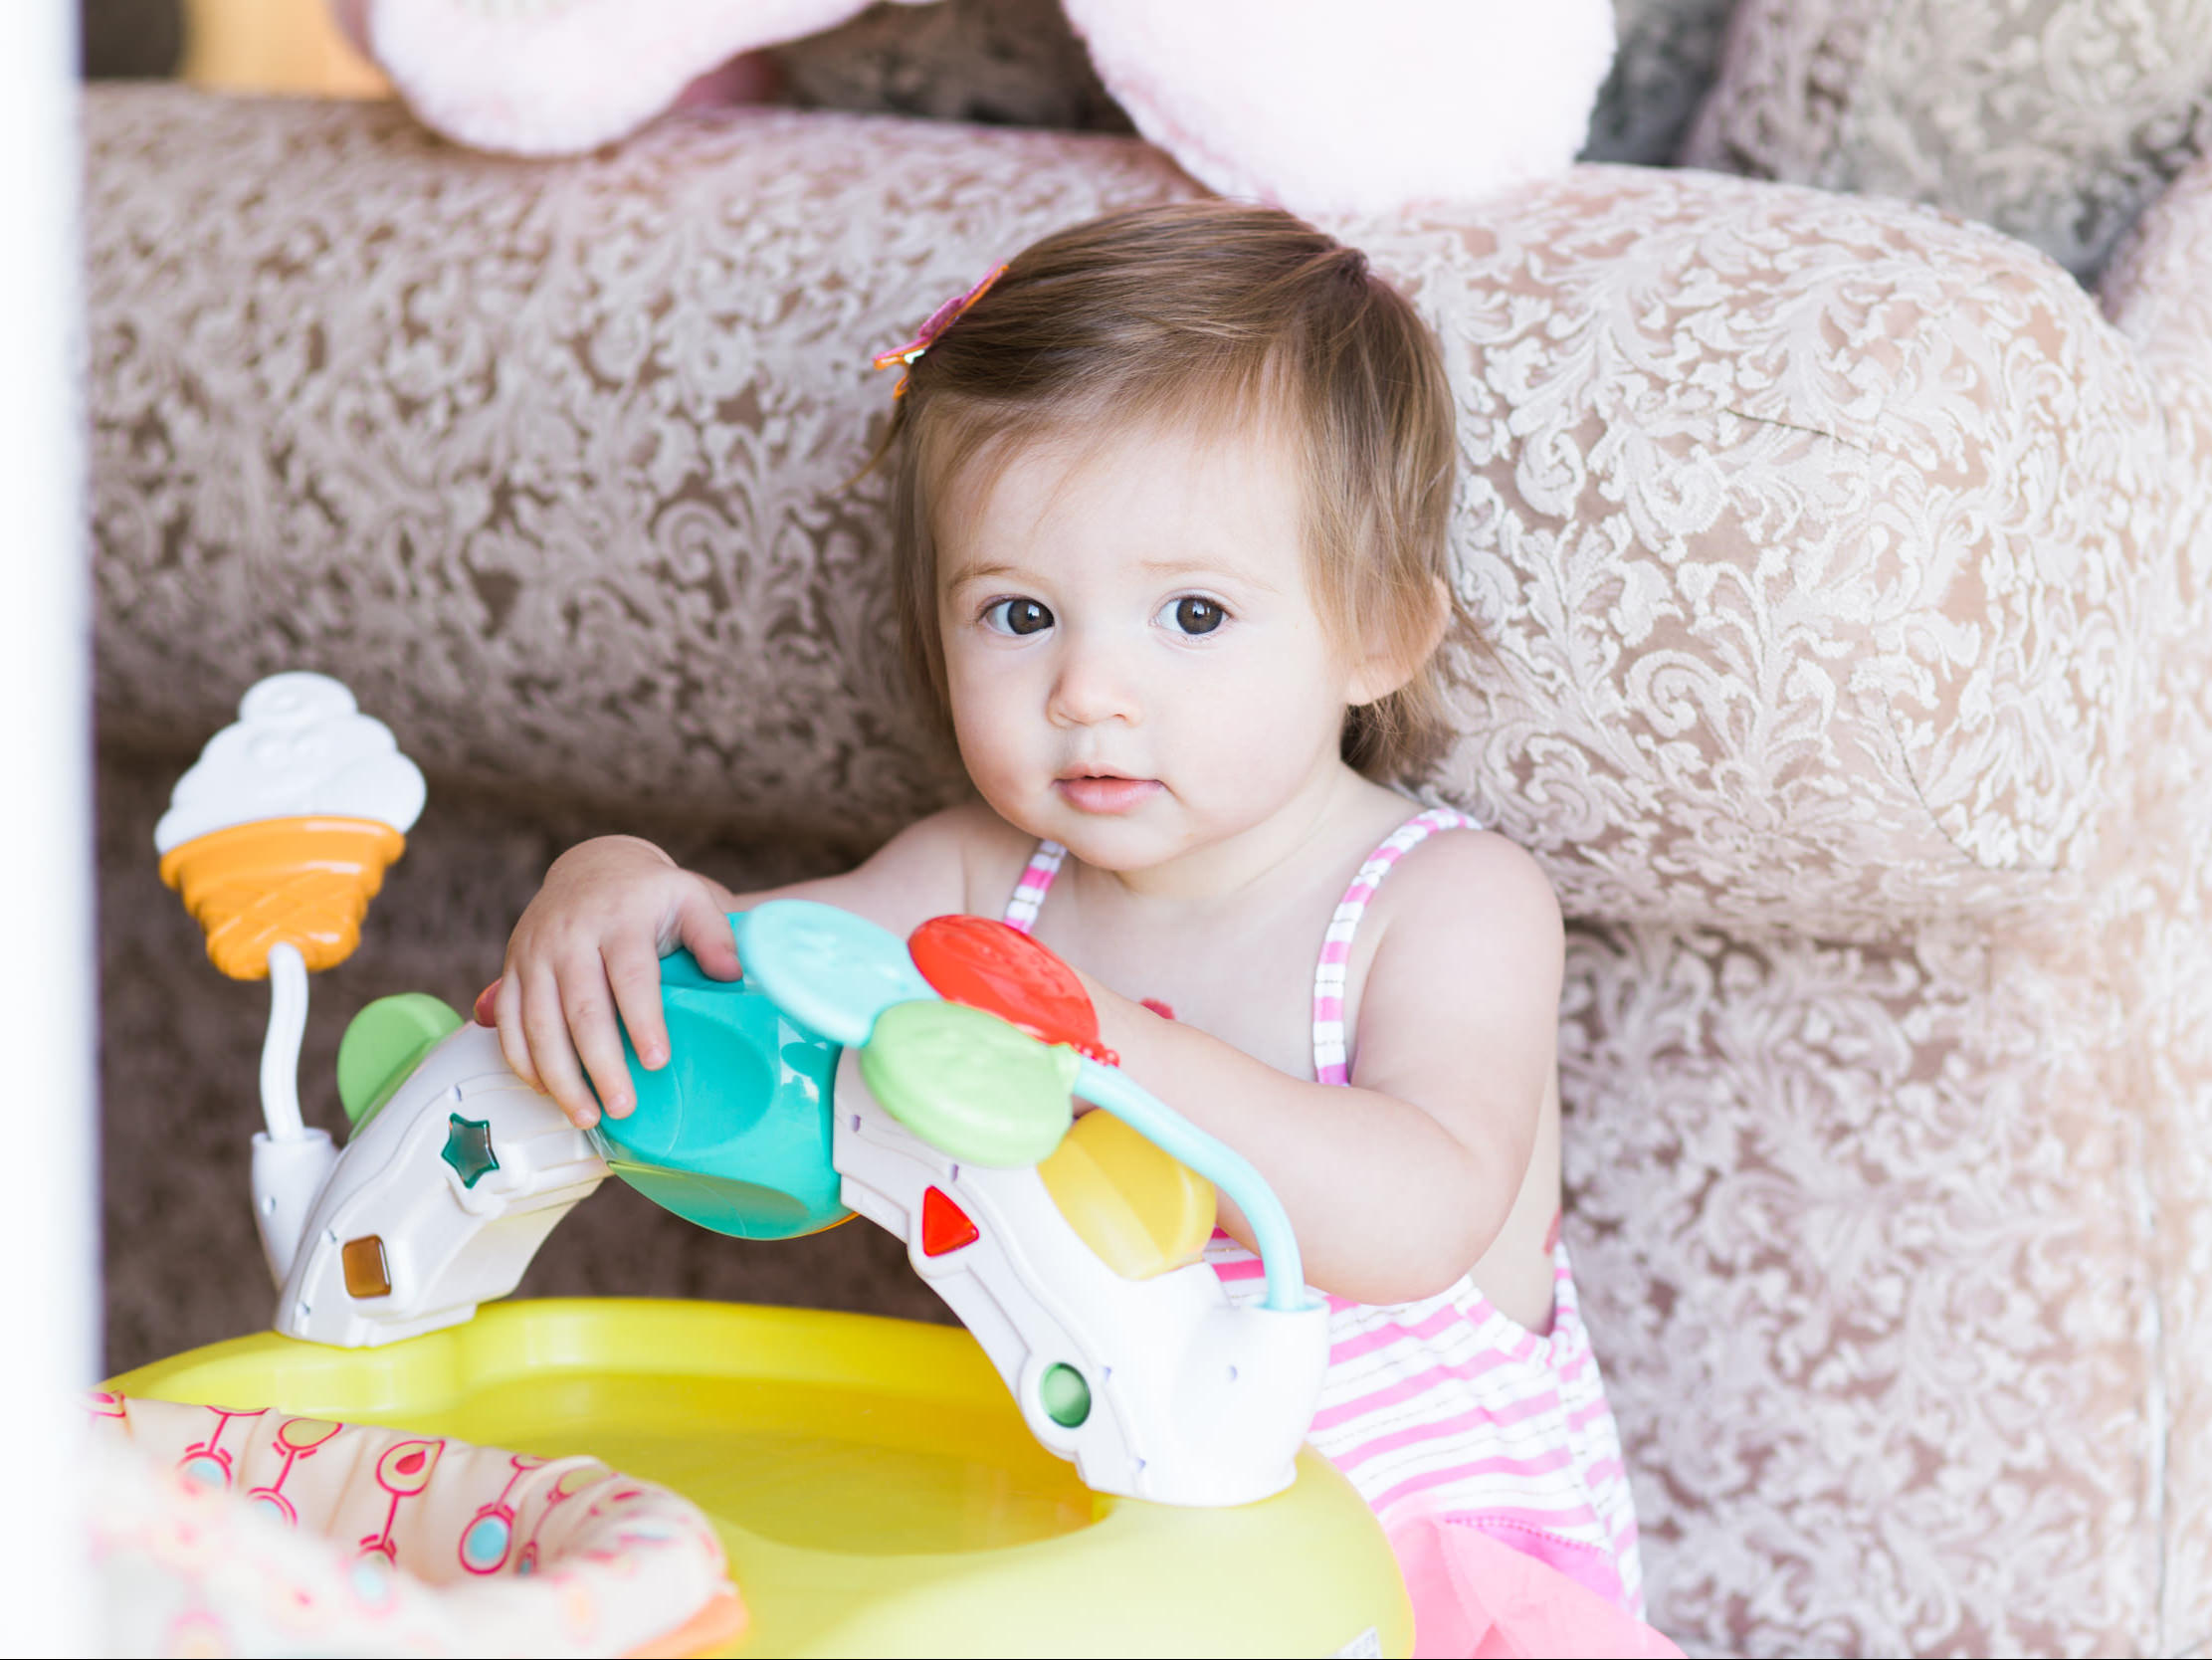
1680, 0, 2212, 283
87, 88, 2174, 933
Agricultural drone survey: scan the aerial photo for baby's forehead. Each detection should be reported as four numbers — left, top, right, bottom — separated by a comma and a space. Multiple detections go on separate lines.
936, 423, 1309, 594
939, 414, 1306, 550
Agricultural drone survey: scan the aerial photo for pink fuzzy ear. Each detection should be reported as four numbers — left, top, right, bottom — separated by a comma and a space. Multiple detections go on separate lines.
1060, 0, 1615, 219
345, 0, 876, 156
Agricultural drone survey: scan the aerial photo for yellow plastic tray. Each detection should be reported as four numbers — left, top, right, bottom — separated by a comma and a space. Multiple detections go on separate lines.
110, 1298, 1413, 1657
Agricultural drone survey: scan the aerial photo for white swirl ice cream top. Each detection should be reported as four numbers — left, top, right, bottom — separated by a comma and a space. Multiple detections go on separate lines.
155, 673, 427, 855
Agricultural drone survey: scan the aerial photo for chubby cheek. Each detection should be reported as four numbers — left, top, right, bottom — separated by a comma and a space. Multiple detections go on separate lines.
1166, 670, 1327, 804
943, 647, 1046, 817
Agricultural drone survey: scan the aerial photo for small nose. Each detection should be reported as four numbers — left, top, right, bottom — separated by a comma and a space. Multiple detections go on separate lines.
1047, 629, 1142, 728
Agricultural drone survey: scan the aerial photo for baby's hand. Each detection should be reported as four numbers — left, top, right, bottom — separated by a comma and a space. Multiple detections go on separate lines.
493, 836, 741, 1128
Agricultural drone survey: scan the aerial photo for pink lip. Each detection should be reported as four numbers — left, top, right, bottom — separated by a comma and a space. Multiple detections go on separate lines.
1056, 774, 1162, 814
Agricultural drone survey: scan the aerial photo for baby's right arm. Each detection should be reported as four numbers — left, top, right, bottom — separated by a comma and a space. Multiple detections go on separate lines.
496, 809, 997, 1127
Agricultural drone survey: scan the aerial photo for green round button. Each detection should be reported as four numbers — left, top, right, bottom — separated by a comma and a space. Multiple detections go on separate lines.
859, 999, 1077, 1167
1040, 1361, 1091, 1428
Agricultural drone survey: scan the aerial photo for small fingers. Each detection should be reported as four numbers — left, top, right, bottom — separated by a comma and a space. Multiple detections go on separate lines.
676, 883, 742, 980
520, 966, 600, 1129
494, 970, 541, 1093
562, 963, 638, 1120
605, 941, 671, 1073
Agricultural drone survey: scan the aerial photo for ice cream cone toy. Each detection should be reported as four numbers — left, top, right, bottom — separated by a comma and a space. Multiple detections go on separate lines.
156, 673, 427, 1284
157, 673, 426, 980
160, 816, 407, 979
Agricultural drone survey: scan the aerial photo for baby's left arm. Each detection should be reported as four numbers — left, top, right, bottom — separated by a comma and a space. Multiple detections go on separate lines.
1087, 832, 1561, 1307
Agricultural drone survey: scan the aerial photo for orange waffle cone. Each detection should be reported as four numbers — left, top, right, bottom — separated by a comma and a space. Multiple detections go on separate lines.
159, 816, 407, 979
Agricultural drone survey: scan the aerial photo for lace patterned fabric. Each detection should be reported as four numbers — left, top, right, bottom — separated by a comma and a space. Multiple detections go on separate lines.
1682, 0, 2212, 282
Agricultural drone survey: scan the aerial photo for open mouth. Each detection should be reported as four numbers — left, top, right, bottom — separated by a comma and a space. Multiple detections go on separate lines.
1055, 771, 1162, 815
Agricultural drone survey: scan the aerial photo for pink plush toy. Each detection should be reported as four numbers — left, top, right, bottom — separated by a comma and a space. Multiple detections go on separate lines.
333, 0, 1615, 219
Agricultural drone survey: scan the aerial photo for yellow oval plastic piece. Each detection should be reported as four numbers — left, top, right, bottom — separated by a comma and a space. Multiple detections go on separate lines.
1038, 1109, 1217, 1280
107, 1299, 1415, 1658
158, 815, 406, 979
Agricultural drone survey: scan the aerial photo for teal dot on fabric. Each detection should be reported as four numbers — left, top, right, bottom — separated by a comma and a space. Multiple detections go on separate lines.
179, 1453, 227, 1490
461, 1512, 511, 1570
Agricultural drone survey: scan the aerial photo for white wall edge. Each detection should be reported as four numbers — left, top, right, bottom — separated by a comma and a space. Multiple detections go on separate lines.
0, 1, 97, 1652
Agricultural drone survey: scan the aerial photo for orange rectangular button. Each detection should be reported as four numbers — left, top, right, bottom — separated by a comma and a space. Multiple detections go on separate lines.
341, 1234, 392, 1298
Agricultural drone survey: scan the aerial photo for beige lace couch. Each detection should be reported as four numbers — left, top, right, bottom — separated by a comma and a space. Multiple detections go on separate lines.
86, 86, 2212, 1656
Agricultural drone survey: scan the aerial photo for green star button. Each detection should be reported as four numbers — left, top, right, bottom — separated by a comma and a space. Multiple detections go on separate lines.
441, 1113, 500, 1188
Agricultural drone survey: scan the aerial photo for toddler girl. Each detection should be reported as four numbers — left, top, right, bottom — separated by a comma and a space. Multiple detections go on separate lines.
494, 202, 1670, 1657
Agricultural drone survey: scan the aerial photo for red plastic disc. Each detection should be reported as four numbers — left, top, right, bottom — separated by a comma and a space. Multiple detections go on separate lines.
907, 915, 1115, 1064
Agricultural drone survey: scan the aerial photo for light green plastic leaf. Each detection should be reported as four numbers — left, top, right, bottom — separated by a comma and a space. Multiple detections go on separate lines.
337, 992, 463, 1131
860, 1000, 1077, 1167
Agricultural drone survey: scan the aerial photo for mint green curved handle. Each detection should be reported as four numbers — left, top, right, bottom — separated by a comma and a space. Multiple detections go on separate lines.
1073, 1056, 1313, 1314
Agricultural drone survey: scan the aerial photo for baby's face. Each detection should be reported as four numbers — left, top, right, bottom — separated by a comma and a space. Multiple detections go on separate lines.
936, 419, 1365, 876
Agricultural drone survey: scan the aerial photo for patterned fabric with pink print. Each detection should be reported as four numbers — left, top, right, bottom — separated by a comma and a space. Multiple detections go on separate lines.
84, 1391, 745, 1657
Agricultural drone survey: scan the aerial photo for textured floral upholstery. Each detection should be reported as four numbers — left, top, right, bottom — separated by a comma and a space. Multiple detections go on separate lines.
85, 86, 2212, 1656
1683, 0, 2212, 283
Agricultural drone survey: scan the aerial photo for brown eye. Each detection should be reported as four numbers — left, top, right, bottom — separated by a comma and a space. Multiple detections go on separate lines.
1164, 596, 1225, 636
986, 597, 1055, 636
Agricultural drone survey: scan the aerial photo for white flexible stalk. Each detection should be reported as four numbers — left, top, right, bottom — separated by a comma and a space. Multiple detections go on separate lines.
252, 940, 337, 1285
260, 939, 309, 1140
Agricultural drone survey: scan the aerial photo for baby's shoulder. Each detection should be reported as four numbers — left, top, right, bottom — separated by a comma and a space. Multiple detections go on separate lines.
1346, 823, 1563, 1052
857, 800, 1039, 923
1366, 823, 1561, 964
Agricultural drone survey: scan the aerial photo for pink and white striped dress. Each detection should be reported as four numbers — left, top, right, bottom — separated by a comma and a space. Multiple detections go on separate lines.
1004, 807, 1650, 1639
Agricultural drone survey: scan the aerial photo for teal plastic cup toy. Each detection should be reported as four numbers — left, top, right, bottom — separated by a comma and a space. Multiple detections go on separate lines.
585, 949, 847, 1241
591, 900, 1313, 1313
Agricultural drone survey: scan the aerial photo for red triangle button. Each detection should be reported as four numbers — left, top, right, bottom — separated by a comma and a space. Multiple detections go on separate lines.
920, 1185, 980, 1257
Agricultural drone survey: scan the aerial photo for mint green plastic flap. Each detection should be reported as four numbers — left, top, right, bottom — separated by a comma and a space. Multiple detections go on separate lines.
860, 1000, 1077, 1167
336, 992, 464, 1131
734, 901, 937, 1046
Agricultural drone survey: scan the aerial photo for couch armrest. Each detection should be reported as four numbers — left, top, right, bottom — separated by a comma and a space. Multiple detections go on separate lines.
87, 91, 2184, 932
1370, 164, 2176, 931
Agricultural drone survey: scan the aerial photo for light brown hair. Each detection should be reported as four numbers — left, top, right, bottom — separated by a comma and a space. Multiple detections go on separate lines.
877, 200, 1464, 778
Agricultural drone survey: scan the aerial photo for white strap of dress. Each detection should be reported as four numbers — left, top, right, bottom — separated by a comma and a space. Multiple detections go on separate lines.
1311, 807, 1484, 1086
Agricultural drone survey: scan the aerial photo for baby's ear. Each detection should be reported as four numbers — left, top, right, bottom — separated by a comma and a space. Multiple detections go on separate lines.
1347, 575, 1451, 707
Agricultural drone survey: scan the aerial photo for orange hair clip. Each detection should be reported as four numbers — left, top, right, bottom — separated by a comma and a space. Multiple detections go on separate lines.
871, 264, 1008, 397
